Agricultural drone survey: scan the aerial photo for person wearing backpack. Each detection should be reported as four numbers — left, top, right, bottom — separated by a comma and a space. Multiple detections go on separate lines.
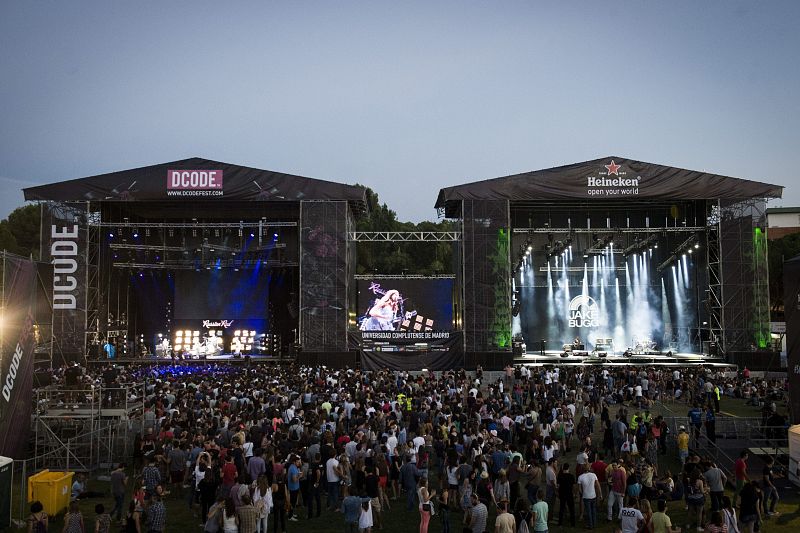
27, 501, 48, 533
513, 498, 532, 533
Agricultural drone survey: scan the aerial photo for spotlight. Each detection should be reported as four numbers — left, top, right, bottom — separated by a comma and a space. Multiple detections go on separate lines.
273, 233, 278, 239
250, 233, 255, 238
133, 231, 139, 238
108, 233, 114, 238
694, 243, 700, 249
688, 249, 693, 254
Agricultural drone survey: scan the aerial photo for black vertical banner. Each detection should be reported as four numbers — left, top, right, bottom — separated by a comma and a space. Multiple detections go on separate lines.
0, 254, 37, 458
42, 203, 88, 363
784, 255, 800, 424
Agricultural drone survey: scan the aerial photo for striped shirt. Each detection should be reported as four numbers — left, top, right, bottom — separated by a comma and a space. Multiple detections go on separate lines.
469, 502, 488, 533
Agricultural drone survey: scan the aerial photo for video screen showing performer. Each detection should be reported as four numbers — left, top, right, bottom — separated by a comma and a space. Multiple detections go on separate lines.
354, 279, 454, 332
359, 284, 414, 331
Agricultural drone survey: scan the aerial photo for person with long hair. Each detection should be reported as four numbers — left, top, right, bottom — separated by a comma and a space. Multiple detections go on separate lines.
639, 498, 654, 533
252, 475, 273, 533
221, 497, 238, 533
340, 455, 353, 497
375, 453, 391, 511
438, 486, 451, 533
418, 486, 436, 533
705, 511, 728, 533
363, 289, 402, 331
721, 496, 740, 533
271, 471, 289, 533
123, 500, 141, 533
62, 501, 84, 533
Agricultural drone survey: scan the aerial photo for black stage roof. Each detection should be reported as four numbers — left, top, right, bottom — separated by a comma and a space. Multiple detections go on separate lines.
435, 156, 783, 217
23, 157, 367, 216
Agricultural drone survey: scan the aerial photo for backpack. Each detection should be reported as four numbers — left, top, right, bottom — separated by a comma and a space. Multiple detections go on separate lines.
517, 511, 530, 533
32, 516, 47, 533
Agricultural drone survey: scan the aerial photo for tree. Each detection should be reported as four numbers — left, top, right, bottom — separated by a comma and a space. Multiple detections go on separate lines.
1, 204, 40, 259
0, 220, 21, 255
354, 186, 455, 275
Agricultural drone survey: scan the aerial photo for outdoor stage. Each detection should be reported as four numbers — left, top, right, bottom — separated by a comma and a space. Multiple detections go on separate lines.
17, 155, 783, 372
515, 349, 732, 367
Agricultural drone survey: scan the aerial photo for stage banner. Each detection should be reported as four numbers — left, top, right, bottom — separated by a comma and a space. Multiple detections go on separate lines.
0, 254, 37, 459
351, 331, 464, 371
785, 255, 800, 424
42, 203, 88, 363
299, 201, 350, 352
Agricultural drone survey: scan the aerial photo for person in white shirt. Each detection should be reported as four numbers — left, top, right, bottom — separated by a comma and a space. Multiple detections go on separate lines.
386, 428, 398, 452
618, 498, 644, 533
577, 470, 602, 529
326, 456, 341, 510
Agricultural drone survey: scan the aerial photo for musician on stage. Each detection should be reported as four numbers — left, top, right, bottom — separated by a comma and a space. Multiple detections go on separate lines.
572, 337, 582, 349
103, 339, 116, 360
363, 289, 402, 331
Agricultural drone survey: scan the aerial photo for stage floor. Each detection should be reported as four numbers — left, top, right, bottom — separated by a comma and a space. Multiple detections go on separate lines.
87, 353, 291, 365
515, 349, 732, 367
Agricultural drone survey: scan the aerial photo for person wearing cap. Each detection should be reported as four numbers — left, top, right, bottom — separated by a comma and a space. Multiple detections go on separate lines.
677, 426, 689, 465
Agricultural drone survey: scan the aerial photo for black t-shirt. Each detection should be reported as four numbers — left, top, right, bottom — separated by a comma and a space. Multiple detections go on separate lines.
65, 366, 81, 386
557, 472, 575, 498
102, 368, 117, 385
762, 466, 774, 488
365, 473, 380, 498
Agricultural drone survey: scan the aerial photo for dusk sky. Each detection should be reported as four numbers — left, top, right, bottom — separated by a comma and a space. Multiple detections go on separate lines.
1, 1, 798, 222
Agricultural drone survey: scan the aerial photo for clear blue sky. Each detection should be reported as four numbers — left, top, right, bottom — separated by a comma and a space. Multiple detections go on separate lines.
1, 1, 798, 222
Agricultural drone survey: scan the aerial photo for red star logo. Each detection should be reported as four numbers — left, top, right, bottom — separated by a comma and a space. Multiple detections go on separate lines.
605, 160, 621, 176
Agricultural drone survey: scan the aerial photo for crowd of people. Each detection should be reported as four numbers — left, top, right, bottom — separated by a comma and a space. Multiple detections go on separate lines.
27, 362, 789, 533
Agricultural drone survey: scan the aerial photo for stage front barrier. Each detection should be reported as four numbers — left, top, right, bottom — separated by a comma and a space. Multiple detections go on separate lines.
726, 350, 784, 372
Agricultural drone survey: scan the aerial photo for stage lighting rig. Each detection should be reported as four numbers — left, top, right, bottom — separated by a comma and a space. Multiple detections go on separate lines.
584, 233, 616, 256
656, 234, 699, 273
622, 234, 658, 257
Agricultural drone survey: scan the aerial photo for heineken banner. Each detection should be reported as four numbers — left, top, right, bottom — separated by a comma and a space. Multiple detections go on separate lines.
0, 254, 37, 458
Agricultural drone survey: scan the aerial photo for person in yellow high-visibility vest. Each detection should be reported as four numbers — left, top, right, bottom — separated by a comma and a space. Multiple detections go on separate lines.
713, 385, 721, 413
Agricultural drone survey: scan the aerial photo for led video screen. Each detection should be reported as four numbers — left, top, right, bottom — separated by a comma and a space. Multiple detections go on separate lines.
353, 279, 454, 332
174, 270, 269, 319
514, 245, 704, 354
